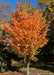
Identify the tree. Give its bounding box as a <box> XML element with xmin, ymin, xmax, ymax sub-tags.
<box><xmin>0</xmin><ymin>1</ymin><xmax>13</xmax><ymax>49</ymax></box>
<box><xmin>38</xmin><ymin>0</ymin><xmax>54</xmax><ymax>21</ymax></box>
<box><xmin>3</xmin><ymin>4</ymin><xmax>49</xmax><ymax>75</ymax></box>
<box><xmin>0</xmin><ymin>2</ymin><xmax>15</xmax><ymax>72</ymax></box>
<box><xmin>0</xmin><ymin>1</ymin><xmax>12</xmax><ymax>20</ymax></box>
<box><xmin>38</xmin><ymin>0</ymin><xmax>54</xmax><ymax>59</ymax></box>
<box><xmin>0</xmin><ymin>1</ymin><xmax>14</xmax><ymax>39</ymax></box>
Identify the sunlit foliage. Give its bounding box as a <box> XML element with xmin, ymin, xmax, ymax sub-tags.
<box><xmin>3</xmin><ymin>4</ymin><xmax>49</xmax><ymax>60</ymax></box>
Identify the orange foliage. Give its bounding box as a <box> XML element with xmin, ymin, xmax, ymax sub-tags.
<box><xmin>3</xmin><ymin>4</ymin><xmax>49</xmax><ymax>59</ymax></box>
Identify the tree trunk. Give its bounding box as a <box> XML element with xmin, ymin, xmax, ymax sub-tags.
<box><xmin>27</xmin><ymin>59</ymin><xmax>30</xmax><ymax>75</ymax></box>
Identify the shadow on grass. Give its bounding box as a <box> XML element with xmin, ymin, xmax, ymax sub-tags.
<box><xmin>36</xmin><ymin>65</ymin><xmax>54</xmax><ymax>72</ymax></box>
<box><xmin>31</xmin><ymin>61</ymin><xmax>54</xmax><ymax>73</ymax></box>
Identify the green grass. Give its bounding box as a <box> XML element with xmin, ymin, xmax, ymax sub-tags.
<box><xmin>19</xmin><ymin>67</ymin><xmax>39</xmax><ymax>71</ymax></box>
<box><xmin>19</xmin><ymin>67</ymin><xmax>54</xmax><ymax>75</ymax></box>
<box><xmin>19</xmin><ymin>67</ymin><xmax>51</xmax><ymax>72</ymax></box>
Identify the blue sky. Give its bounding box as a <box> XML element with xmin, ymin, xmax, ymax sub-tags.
<box><xmin>0</xmin><ymin>0</ymin><xmax>39</xmax><ymax>9</ymax></box>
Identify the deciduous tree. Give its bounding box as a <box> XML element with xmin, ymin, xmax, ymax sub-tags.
<box><xmin>3</xmin><ymin>4</ymin><xmax>49</xmax><ymax>75</ymax></box>
<box><xmin>38</xmin><ymin>0</ymin><xmax>54</xmax><ymax>58</ymax></box>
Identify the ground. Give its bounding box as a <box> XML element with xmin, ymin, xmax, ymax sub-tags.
<box><xmin>0</xmin><ymin>68</ymin><xmax>53</xmax><ymax>75</ymax></box>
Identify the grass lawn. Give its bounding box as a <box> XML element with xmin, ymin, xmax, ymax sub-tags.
<box><xmin>11</xmin><ymin>60</ymin><xmax>54</xmax><ymax>75</ymax></box>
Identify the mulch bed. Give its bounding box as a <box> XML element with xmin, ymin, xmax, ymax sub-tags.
<box><xmin>0</xmin><ymin>71</ymin><xmax>26</xmax><ymax>75</ymax></box>
<box><xmin>0</xmin><ymin>70</ymin><xmax>53</xmax><ymax>75</ymax></box>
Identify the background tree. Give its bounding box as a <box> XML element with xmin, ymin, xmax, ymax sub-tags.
<box><xmin>0</xmin><ymin>1</ymin><xmax>15</xmax><ymax>72</ymax></box>
<box><xmin>38</xmin><ymin>0</ymin><xmax>54</xmax><ymax>61</ymax></box>
<box><xmin>0</xmin><ymin>1</ymin><xmax>15</xmax><ymax>37</ymax></box>
<box><xmin>3</xmin><ymin>3</ymin><xmax>50</xmax><ymax>75</ymax></box>
<box><xmin>0</xmin><ymin>1</ymin><xmax>12</xmax><ymax>20</ymax></box>
<box><xmin>0</xmin><ymin>1</ymin><xmax>14</xmax><ymax>40</ymax></box>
